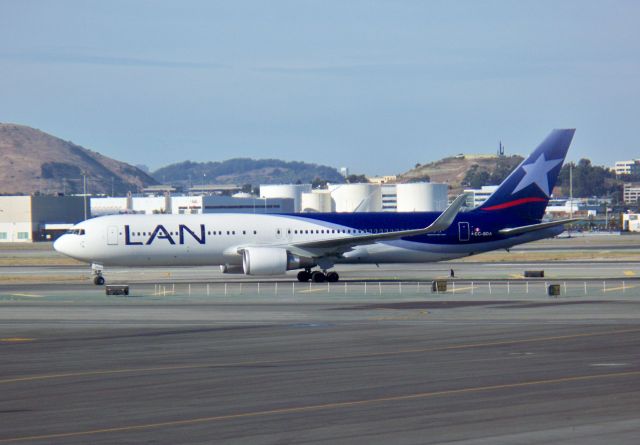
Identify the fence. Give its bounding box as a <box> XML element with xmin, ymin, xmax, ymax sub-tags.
<box><xmin>141</xmin><ymin>280</ymin><xmax>639</xmax><ymax>298</ymax></box>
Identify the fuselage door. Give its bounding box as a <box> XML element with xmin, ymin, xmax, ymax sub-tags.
<box><xmin>458</xmin><ymin>222</ymin><xmax>470</xmax><ymax>242</ymax></box>
<box><xmin>107</xmin><ymin>226</ymin><xmax>119</xmax><ymax>245</ymax></box>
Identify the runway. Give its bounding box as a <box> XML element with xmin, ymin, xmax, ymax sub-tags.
<box><xmin>1</xmin><ymin>237</ymin><xmax>640</xmax><ymax>443</ymax></box>
<box><xmin>1</xmin><ymin>293</ymin><xmax>640</xmax><ymax>444</ymax></box>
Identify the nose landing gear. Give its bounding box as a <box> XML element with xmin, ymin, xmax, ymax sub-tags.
<box><xmin>91</xmin><ymin>263</ymin><xmax>105</xmax><ymax>286</ymax></box>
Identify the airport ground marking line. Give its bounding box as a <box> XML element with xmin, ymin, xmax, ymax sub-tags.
<box><xmin>299</xmin><ymin>288</ymin><xmax>325</xmax><ymax>294</ymax></box>
<box><xmin>1</xmin><ymin>370</ymin><xmax>639</xmax><ymax>443</ymax></box>
<box><xmin>2</xmin><ymin>327</ymin><xmax>640</xmax><ymax>385</ymax></box>
<box><xmin>603</xmin><ymin>284</ymin><xmax>636</xmax><ymax>292</ymax></box>
<box><xmin>446</xmin><ymin>286</ymin><xmax>474</xmax><ymax>293</ymax></box>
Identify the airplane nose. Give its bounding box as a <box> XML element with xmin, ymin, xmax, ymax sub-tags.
<box><xmin>53</xmin><ymin>235</ymin><xmax>70</xmax><ymax>255</ymax></box>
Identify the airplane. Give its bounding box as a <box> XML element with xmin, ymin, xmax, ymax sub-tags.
<box><xmin>54</xmin><ymin>129</ymin><xmax>578</xmax><ymax>285</ymax></box>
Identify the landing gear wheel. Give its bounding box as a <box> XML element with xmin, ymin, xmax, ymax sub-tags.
<box><xmin>326</xmin><ymin>271</ymin><xmax>339</xmax><ymax>282</ymax></box>
<box><xmin>297</xmin><ymin>270</ymin><xmax>311</xmax><ymax>282</ymax></box>
<box><xmin>93</xmin><ymin>276</ymin><xmax>105</xmax><ymax>286</ymax></box>
<box><xmin>311</xmin><ymin>271</ymin><xmax>326</xmax><ymax>283</ymax></box>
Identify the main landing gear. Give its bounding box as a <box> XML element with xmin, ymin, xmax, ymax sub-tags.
<box><xmin>297</xmin><ymin>269</ymin><xmax>339</xmax><ymax>283</ymax></box>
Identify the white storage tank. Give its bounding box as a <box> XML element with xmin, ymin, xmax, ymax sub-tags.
<box><xmin>300</xmin><ymin>190</ymin><xmax>332</xmax><ymax>212</ymax></box>
<box><xmin>396</xmin><ymin>182</ymin><xmax>448</xmax><ymax>212</ymax></box>
<box><xmin>260</xmin><ymin>184</ymin><xmax>311</xmax><ymax>213</ymax></box>
<box><xmin>328</xmin><ymin>183</ymin><xmax>382</xmax><ymax>212</ymax></box>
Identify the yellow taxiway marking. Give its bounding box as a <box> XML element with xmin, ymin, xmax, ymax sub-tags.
<box><xmin>0</xmin><ymin>370</ymin><xmax>638</xmax><ymax>443</ymax></box>
<box><xmin>299</xmin><ymin>288</ymin><xmax>326</xmax><ymax>293</ymax></box>
<box><xmin>9</xmin><ymin>293</ymin><xmax>44</xmax><ymax>298</ymax></box>
<box><xmin>0</xmin><ymin>338</ymin><xmax>34</xmax><ymax>343</ymax></box>
<box><xmin>446</xmin><ymin>286</ymin><xmax>475</xmax><ymax>293</ymax></box>
<box><xmin>509</xmin><ymin>274</ymin><xmax>523</xmax><ymax>279</ymax></box>
<box><xmin>624</xmin><ymin>270</ymin><xmax>636</xmax><ymax>276</ymax></box>
<box><xmin>603</xmin><ymin>284</ymin><xmax>636</xmax><ymax>292</ymax></box>
<box><xmin>2</xmin><ymin>327</ymin><xmax>640</xmax><ymax>385</ymax></box>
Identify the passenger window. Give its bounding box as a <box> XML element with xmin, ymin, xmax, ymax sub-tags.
<box><xmin>243</xmin><ymin>230</ymin><xmax>246</xmax><ymax>235</ymax></box>
<box><xmin>253</xmin><ymin>230</ymin><xmax>257</xmax><ymax>235</ymax></box>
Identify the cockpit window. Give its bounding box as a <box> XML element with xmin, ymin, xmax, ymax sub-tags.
<box><xmin>66</xmin><ymin>229</ymin><xmax>86</xmax><ymax>235</ymax></box>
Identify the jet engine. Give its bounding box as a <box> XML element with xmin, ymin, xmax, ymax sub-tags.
<box><xmin>241</xmin><ymin>247</ymin><xmax>315</xmax><ymax>275</ymax></box>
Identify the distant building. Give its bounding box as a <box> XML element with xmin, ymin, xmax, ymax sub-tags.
<box><xmin>367</xmin><ymin>175</ymin><xmax>397</xmax><ymax>185</ymax></box>
<box><xmin>141</xmin><ymin>185</ymin><xmax>178</xmax><ymax>196</ymax></box>
<box><xmin>91</xmin><ymin>195</ymin><xmax>294</xmax><ymax>216</ymax></box>
<box><xmin>0</xmin><ymin>196</ymin><xmax>87</xmax><ymax>242</ymax></box>
<box><xmin>624</xmin><ymin>183</ymin><xmax>640</xmax><ymax>204</ymax></box>
<box><xmin>188</xmin><ymin>184</ymin><xmax>242</xmax><ymax>196</ymax></box>
<box><xmin>622</xmin><ymin>213</ymin><xmax>640</xmax><ymax>232</ymax></box>
<box><xmin>396</xmin><ymin>183</ymin><xmax>448</xmax><ymax>212</ymax></box>
<box><xmin>339</xmin><ymin>167</ymin><xmax>349</xmax><ymax>178</ymax></box>
<box><xmin>300</xmin><ymin>190</ymin><xmax>332</xmax><ymax>213</ymax></box>
<box><xmin>463</xmin><ymin>185</ymin><xmax>499</xmax><ymax>208</ymax></box>
<box><xmin>381</xmin><ymin>184</ymin><xmax>397</xmax><ymax>212</ymax></box>
<box><xmin>328</xmin><ymin>183</ymin><xmax>383</xmax><ymax>212</ymax></box>
<box><xmin>614</xmin><ymin>160</ymin><xmax>640</xmax><ymax>176</ymax></box>
<box><xmin>545</xmin><ymin>198</ymin><xmax>601</xmax><ymax>218</ymax></box>
<box><xmin>260</xmin><ymin>184</ymin><xmax>311</xmax><ymax>213</ymax></box>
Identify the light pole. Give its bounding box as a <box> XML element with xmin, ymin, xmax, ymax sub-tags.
<box><xmin>83</xmin><ymin>173</ymin><xmax>87</xmax><ymax>220</ymax></box>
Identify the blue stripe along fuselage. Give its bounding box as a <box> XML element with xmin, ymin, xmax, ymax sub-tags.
<box><xmin>276</xmin><ymin>209</ymin><xmax>538</xmax><ymax>245</ymax></box>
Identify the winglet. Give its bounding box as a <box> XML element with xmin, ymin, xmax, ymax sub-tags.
<box><xmin>423</xmin><ymin>193</ymin><xmax>467</xmax><ymax>233</ymax></box>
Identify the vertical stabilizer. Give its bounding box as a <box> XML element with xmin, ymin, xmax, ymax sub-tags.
<box><xmin>475</xmin><ymin>129</ymin><xmax>575</xmax><ymax>221</ymax></box>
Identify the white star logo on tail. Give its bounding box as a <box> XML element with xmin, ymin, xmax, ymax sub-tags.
<box><xmin>511</xmin><ymin>154</ymin><xmax>563</xmax><ymax>196</ymax></box>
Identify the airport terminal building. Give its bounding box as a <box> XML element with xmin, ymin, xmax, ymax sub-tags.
<box><xmin>0</xmin><ymin>196</ymin><xmax>87</xmax><ymax>242</ymax></box>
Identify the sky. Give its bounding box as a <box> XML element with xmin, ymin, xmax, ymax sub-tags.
<box><xmin>1</xmin><ymin>0</ymin><xmax>639</xmax><ymax>175</ymax></box>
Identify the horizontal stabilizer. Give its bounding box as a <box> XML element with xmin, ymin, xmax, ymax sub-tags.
<box><xmin>498</xmin><ymin>218</ymin><xmax>581</xmax><ymax>236</ymax></box>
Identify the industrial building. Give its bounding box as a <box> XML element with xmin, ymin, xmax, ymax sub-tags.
<box><xmin>91</xmin><ymin>194</ymin><xmax>294</xmax><ymax>216</ymax></box>
<box><xmin>328</xmin><ymin>183</ymin><xmax>382</xmax><ymax>212</ymax></box>
<box><xmin>614</xmin><ymin>160</ymin><xmax>640</xmax><ymax>176</ymax></box>
<box><xmin>0</xmin><ymin>180</ymin><xmax>450</xmax><ymax>243</ymax></box>
<box><xmin>463</xmin><ymin>185</ymin><xmax>499</xmax><ymax>208</ymax></box>
<box><xmin>623</xmin><ymin>183</ymin><xmax>640</xmax><ymax>204</ymax></box>
<box><xmin>300</xmin><ymin>190</ymin><xmax>332</xmax><ymax>213</ymax></box>
<box><xmin>0</xmin><ymin>196</ymin><xmax>87</xmax><ymax>242</ymax></box>
<box><xmin>260</xmin><ymin>184</ymin><xmax>311</xmax><ymax>213</ymax></box>
<box><xmin>396</xmin><ymin>183</ymin><xmax>448</xmax><ymax>212</ymax></box>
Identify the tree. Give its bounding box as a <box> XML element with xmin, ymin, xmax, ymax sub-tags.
<box><xmin>556</xmin><ymin>159</ymin><xmax>617</xmax><ymax>197</ymax></box>
<box><xmin>346</xmin><ymin>174</ymin><xmax>369</xmax><ymax>184</ymax></box>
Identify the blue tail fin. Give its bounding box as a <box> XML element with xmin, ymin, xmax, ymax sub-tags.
<box><xmin>474</xmin><ymin>129</ymin><xmax>575</xmax><ymax>222</ymax></box>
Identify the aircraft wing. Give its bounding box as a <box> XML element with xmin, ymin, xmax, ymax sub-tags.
<box><xmin>285</xmin><ymin>194</ymin><xmax>468</xmax><ymax>258</ymax></box>
<box><xmin>497</xmin><ymin>218</ymin><xmax>581</xmax><ymax>236</ymax></box>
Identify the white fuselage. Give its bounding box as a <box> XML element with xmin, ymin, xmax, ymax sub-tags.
<box><xmin>53</xmin><ymin>213</ymin><xmax>557</xmax><ymax>269</ymax></box>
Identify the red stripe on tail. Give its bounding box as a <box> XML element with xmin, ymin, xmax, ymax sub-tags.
<box><xmin>481</xmin><ymin>196</ymin><xmax>547</xmax><ymax>211</ymax></box>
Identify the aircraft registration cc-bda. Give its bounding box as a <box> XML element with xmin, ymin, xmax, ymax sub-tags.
<box><xmin>55</xmin><ymin>129</ymin><xmax>578</xmax><ymax>285</ymax></box>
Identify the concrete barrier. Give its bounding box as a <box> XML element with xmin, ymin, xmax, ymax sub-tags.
<box><xmin>524</xmin><ymin>270</ymin><xmax>544</xmax><ymax>278</ymax></box>
<box><xmin>431</xmin><ymin>280</ymin><xmax>447</xmax><ymax>293</ymax></box>
<box><xmin>106</xmin><ymin>285</ymin><xmax>129</xmax><ymax>296</ymax></box>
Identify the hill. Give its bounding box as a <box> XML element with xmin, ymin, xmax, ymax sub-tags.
<box><xmin>0</xmin><ymin>123</ymin><xmax>157</xmax><ymax>195</ymax></box>
<box><xmin>152</xmin><ymin>158</ymin><xmax>345</xmax><ymax>187</ymax></box>
<box><xmin>400</xmin><ymin>154</ymin><xmax>524</xmax><ymax>194</ymax></box>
